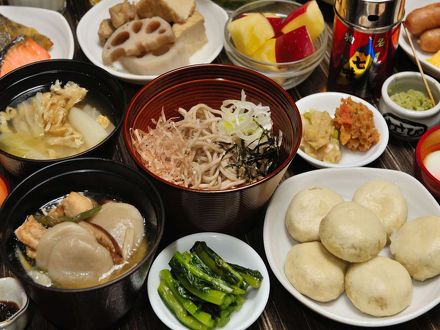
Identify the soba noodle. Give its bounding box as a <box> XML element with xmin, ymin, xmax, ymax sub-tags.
<box><xmin>131</xmin><ymin>93</ymin><xmax>281</xmax><ymax>190</ymax></box>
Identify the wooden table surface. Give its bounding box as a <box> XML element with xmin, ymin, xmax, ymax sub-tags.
<box><xmin>0</xmin><ymin>0</ymin><xmax>439</xmax><ymax>329</ymax></box>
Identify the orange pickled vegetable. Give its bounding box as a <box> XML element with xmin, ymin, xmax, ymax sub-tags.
<box><xmin>0</xmin><ymin>175</ymin><xmax>9</xmax><ymax>206</ymax></box>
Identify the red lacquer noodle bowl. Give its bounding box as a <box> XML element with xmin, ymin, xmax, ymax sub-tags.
<box><xmin>123</xmin><ymin>64</ymin><xmax>302</xmax><ymax>234</ymax></box>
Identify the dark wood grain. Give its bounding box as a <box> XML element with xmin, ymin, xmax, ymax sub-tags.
<box><xmin>0</xmin><ymin>0</ymin><xmax>439</xmax><ymax>329</ymax></box>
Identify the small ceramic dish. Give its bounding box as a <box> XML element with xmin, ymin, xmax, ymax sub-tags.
<box><xmin>147</xmin><ymin>232</ymin><xmax>270</xmax><ymax>330</ymax></box>
<box><xmin>415</xmin><ymin>125</ymin><xmax>440</xmax><ymax>200</ymax></box>
<box><xmin>263</xmin><ymin>167</ymin><xmax>440</xmax><ymax>327</ymax></box>
<box><xmin>296</xmin><ymin>92</ymin><xmax>389</xmax><ymax>168</ymax></box>
<box><xmin>0</xmin><ymin>6</ymin><xmax>74</xmax><ymax>60</ymax></box>
<box><xmin>77</xmin><ymin>0</ymin><xmax>228</xmax><ymax>84</ymax></box>
<box><xmin>379</xmin><ymin>72</ymin><xmax>440</xmax><ymax>141</ymax></box>
<box><xmin>0</xmin><ymin>277</ymin><xmax>29</xmax><ymax>330</ymax></box>
<box><xmin>398</xmin><ymin>0</ymin><xmax>440</xmax><ymax>79</ymax></box>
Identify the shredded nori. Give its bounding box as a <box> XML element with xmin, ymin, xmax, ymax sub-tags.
<box><xmin>221</xmin><ymin>127</ymin><xmax>281</xmax><ymax>182</ymax></box>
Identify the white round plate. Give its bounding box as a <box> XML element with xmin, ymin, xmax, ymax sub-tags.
<box><xmin>147</xmin><ymin>232</ymin><xmax>270</xmax><ymax>330</ymax></box>
<box><xmin>77</xmin><ymin>0</ymin><xmax>228</xmax><ymax>84</ymax></box>
<box><xmin>399</xmin><ymin>0</ymin><xmax>440</xmax><ymax>79</ymax></box>
<box><xmin>0</xmin><ymin>6</ymin><xmax>74</xmax><ymax>59</ymax></box>
<box><xmin>296</xmin><ymin>92</ymin><xmax>389</xmax><ymax>168</ymax></box>
<box><xmin>263</xmin><ymin>167</ymin><xmax>440</xmax><ymax>327</ymax></box>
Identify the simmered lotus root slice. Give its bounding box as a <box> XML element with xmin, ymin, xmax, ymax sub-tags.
<box><xmin>102</xmin><ymin>17</ymin><xmax>175</xmax><ymax>65</ymax></box>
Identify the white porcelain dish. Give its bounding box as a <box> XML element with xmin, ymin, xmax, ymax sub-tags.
<box><xmin>263</xmin><ymin>167</ymin><xmax>440</xmax><ymax>327</ymax></box>
<box><xmin>0</xmin><ymin>6</ymin><xmax>74</xmax><ymax>60</ymax></box>
<box><xmin>0</xmin><ymin>277</ymin><xmax>29</xmax><ymax>330</ymax></box>
<box><xmin>77</xmin><ymin>0</ymin><xmax>228</xmax><ymax>84</ymax></box>
<box><xmin>296</xmin><ymin>92</ymin><xmax>389</xmax><ymax>168</ymax></box>
<box><xmin>398</xmin><ymin>0</ymin><xmax>440</xmax><ymax>79</ymax></box>
<box><xmin>147</xmin><ymin>232</ymin><xmax>270</xmax><ymax>330</ymax></box>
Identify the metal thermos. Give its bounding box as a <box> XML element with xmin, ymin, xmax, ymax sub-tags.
<box><xmin>327</xmin><ymin>0</ymin><xmax>405</xmax><ymax>97</ymax></box>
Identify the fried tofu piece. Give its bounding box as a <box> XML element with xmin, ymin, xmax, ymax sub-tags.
<box><xmin>109</xmin><ymin>0</ymin><xmax>136</xmax><ymax>28</ymax></box>
<box><xmin>173</xmin><ymin>11</ymin><xmax>207</xmax><ymax>57</ymax></box>
<box><xmin>62</xmin><ymin>192</ymin><xmax>94</xmax><ymax>218</ymax></box>
<box><xmin>136</xmin><ymin>0</ymin><xmax>195</xmax><ymax>23</ymax></box>
<box><xmin>15</xmin><ymin>215</ymin><xmax>47</xmax><ymax>250</ymax></box>
<box><xmin>96</xmin><ymin>115</ymin><xmax>110</xmax><ymax>129</ymax></box>
<box><xmin>98</xmin><ymin>19</ymin><xmax>115</xmax><ymax>46</ymax></box>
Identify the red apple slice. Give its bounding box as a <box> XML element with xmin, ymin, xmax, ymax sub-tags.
<box><xmin>280</xmin><ymin>1</ymin><xmax>325</xmax><ymax>40</ymax></box>
<box><xmin>266</xmin><ymin>16</ymin><xmax>283</xmax><ymax>37</ymax></box>
<box><xmin>228</xmin><ymin>13</ymin><xmax>275</xmax><ymax>56</ymax></box>
<box><xmin>275</xmin><ymin>26</ymin><xmax>315</xmax><ymax>62</ymax></box>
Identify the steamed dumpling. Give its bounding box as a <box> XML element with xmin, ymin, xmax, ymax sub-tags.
<box><xmin>319</xmin><ymin>202</ymin><xmax>387</xmax><ymax>262</ymax></box>
<box><xmin>285</xmin><ymin>187</ymin><xmax>343</xmax><ymax>242</ymax></box>
<box><xmin>390</xmin><ymin>216</ymin><xmax>440</xmax><ymax>281</ymax></box>
<box><xmin>36</xmin><ymin>222</ymin><xmax>114</xmax><ymax>288</ymax></box>
<box><xmin>284</xmin><ymin>241</ymin><xmax>347</xmax><ymax>302</ymax></box>
<box><xmin>345</xmin><ymin>256</ymin><xmax>413</xmax><ymax>317</ymax></box>
<box><xmin>353</xmin><ymin>180</ymin><xmax>408</xmax><ymax>239</ymax></box>
<box><xmin>90</xmin><ymin>202</ymin><xmax>144</xmax><ymax>259</ymax></box>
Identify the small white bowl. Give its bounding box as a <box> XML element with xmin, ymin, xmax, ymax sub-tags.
<box><xmin>0</xmin><ymin>277</ymin><xmax>29</xmax><ymax>330</ymax></box>
<box><xmin>147</xmin><ymin>232</ymin><xmax>270</xmax><ymax>330</ymax></box>
<box><xmin>296</xmin><ymin>92</ymin><xmax>389</xmax><ymax>168</ymax></box>
<box><xmin>379</xmin><ymin>71</ymin><xmax>440</xmax><ymax>141</ymax></box>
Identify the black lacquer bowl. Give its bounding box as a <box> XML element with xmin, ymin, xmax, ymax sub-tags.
<box><xmin>0</xmin><ymin>60</ymin><xmax>126</xmax><ymax>178</ymax></box>
<box><xmin>0</xmin><ymin>158</ymin><xmax>165</xmax><ymax>329</ymax></box>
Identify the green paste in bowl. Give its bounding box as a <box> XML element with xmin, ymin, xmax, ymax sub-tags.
<box><xmin>389</xmin><ymin>89</ymin><xmax>434</xmax><ymax>111</ymax></box>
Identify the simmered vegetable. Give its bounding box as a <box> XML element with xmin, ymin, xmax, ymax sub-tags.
<box><xmin>34</xmin><ymin>205</ymin><xmax>102</xmax><ymax>227</ymax></box>
<box><xmin>191</xmin><ymin>241</ymin><xmax>244</xmax><ymax>287</ymax></box>
<box><xmin>228</xmin><ymin>263</ymin><xmax>263</xmax><ymax>289</ymax></box>
<box><xmin>158</xmin><ymin>241</ymin><xmax>263</xmax><ymax>329</ymax></box>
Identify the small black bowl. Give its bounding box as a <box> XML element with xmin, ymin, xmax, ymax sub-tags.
<box><xmin>0</xmin><ymin>60</ymin><xmax>126</xmax><ymax>178</ymax></box>
<box><xmin>0</xmin><ymin>158</ymin><xmax>165</xmax><ymax>329</ymax></box>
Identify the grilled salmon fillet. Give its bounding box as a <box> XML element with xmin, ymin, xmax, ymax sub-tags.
<box><xmin>0</xmin><ymin>36</ymin><xmax>50</xmax><ymax>77</ymax></box>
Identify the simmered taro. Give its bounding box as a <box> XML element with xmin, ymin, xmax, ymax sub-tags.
<box><xmin>14</xmin><ymin>192</ymin><xmax>147</xmax><ymax>289</ymax></box>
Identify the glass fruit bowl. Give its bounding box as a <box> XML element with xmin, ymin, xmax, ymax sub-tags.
<box><xmin>223</xmin><ymin>0</ymin><xmax>328</xmax><ymax>89</ymax></box>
